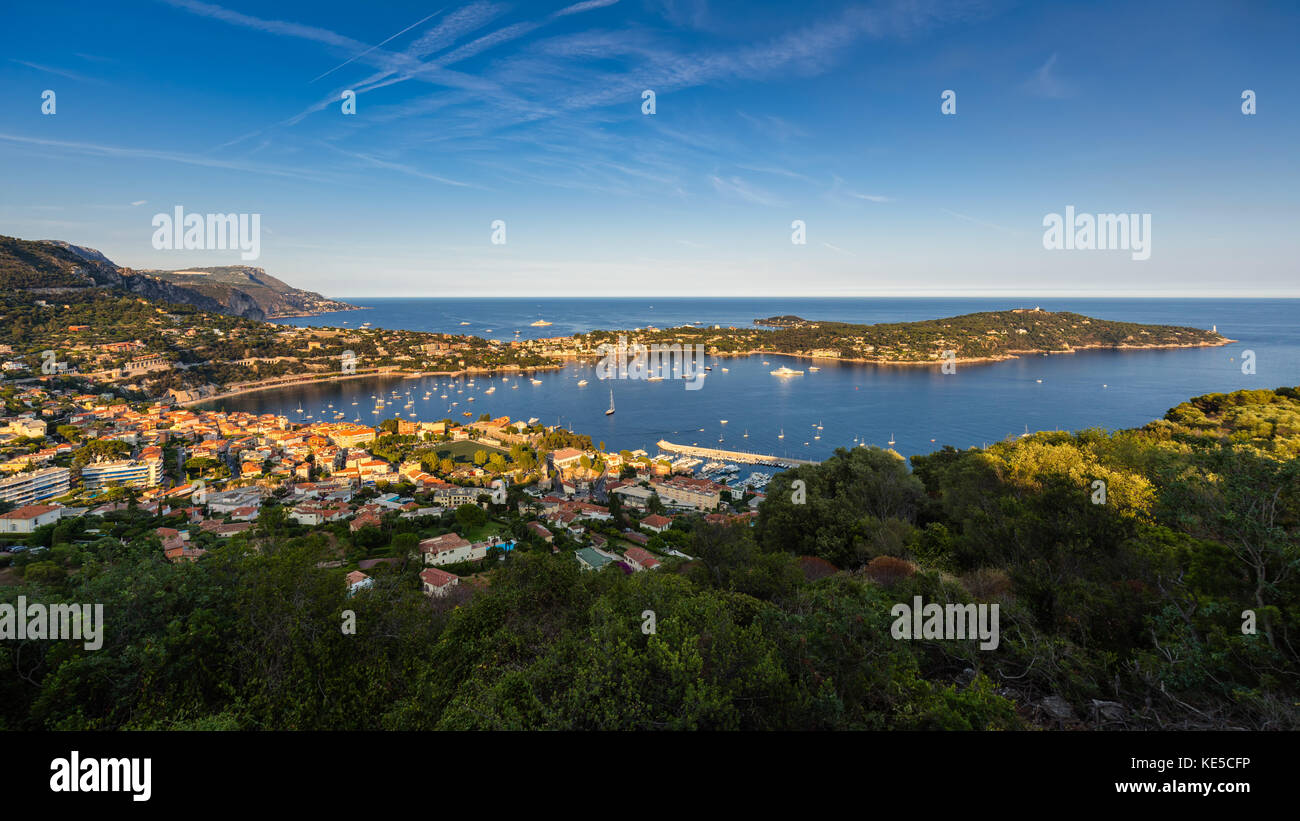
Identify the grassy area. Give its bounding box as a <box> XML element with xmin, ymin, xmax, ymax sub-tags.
<box><xmin>427</xmin><ymin>440</ymin><xmax>508</xmax><ymax>462</ymax></box>
<box><xmin>463</xmin><ymin>521</ymin><xmax>507</xmax><ymax>543</ymax></box>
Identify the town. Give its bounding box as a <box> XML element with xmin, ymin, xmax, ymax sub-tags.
<box><xmin>0</xmin><ymin>382</ymin><xmax>765</xmax><ymax>597</ymax></box>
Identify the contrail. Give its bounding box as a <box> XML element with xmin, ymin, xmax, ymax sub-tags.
<box><xmin>310</xmin><ymin>7</ymin><xmax>445</xmax><ymax>83</ymax></box>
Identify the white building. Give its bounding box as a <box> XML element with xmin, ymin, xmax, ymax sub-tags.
<box><xmin>0</xmin><ymin>504</ymin><xmax>63</xmax><ymax>534</ymax></box>
<box><xmin>0</xmin><ymin>467</ymin><xmax>71</xmax><ymax>506</ymax></box>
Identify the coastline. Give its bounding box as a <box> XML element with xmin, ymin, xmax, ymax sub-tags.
<box><xmin>713</xmin><ymin>338</ymin><xmax>1236</xmax><ymax>367</ymax></box>
<box><xmin>188</xmin><ymin>362</ymin><xmax>564</xmax><ymax>407</ymax></box>
<box><xmin>266</xmin><ymin>304</ymin><xmax>368</xmax><ymax>320</ymax></box>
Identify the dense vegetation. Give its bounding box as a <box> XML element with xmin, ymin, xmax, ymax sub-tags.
<box><xmin>1</xmin><ymin>234</ymin><xmax>351</xmax><ymax>319</ymax></box>
<box><xmin>3</xmin><ymin>386</ymin><xmax>1294</xmax><ymax>730</ymax></box>
<box><xmin>583</xmin><ymin>309</ymin><xmax>1228</xmax><ymax>363</ymax></box>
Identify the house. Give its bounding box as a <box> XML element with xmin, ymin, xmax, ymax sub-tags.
<box><xmin>229</xmin><ymin>505</ymin><xmax>261</xmax><ymax>522</ymax></box>
<box><xmin>549</xmin><ymin>448</ymin><xmax>585</xmax><ymax>471</ymax></box>
<box><xmin>640</xmin><ymin>513</ymin><xmax>672</xmax><ymax>533</ymax></box>
<box><xmin>419</xmin><ymin>532</ymin><xmax>481</xmax><ymax>566</ymax></box>
<box><xmin>624</xmin><ymin>546</ymin><xmax>661</xmax><ymax>571</ymax></box>
<box><xmin>350</xmin><ymin>512</ymin><xmax>382</xmax><ymax>532</ymax></box>
<box><xmin>526</xmin><ymin>520</ymin><xmax>553</xmax><ymax>543</ymax></box>
<box><xmin>345</xmin><ymin>570</ymin><xmax>373</xmax><ymax>597</ymax></box>
<box><xmin>0</xmin><ymin>504</ymin><xmax>63</xmax><ymax>534</ymax></box>
<box><xmin>575</xmin><ymin>547</ymin><xmax>617</xmax><ymax>571</ymax></box>
<box><xmin>419</xmin><ymin>567</ymin><xmax>460</xmax><ymax>597</ymax></box>
<box><xmin>201</xmin><ymin>521</ymin><xmax>252</xmax><ymax>538</ymax></box>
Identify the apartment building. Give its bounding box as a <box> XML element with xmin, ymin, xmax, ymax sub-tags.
<box><xmin>0</xmin><ymin>466</ymin><xmax>71</xmax><ymax>506</ymax></box>
<box><xmin>650</xmin><ymin>476</ymin><xmax>723</xmax><ymax>512</ymax></box>
<box><xmin>80</xmin><ymin>457</ymin><xmax>164</xmax><ymax>489</ymax></box>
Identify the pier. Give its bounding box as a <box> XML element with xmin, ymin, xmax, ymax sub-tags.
<box><xmin>656</xmin><ymin>440</ymin><xmax>818</xmax><ymax>468</ymax></box>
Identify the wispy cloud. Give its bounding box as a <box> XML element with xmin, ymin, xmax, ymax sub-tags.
<box><xmin>9</xmin><ymin>59</ymin><xmax>107</xmax><ymax>84</ymax></box>
<box><xmin>941</xmin><ymin>208</ymin><xmax>1020</xmax><ymax>235</ymax></box>
<box><xmin>156</xmin><ymin>0</ymin><xmax>368</xmax><ymax>50</ymax></box>
<box><xmin>309</xmin><ymin>7</ymin><xmax>449</xmax><ymax>83</ymax></box>
<box><xmin>554</xmin><ymin>0</ymin><xmax>620</xmax><ymax>18</ymax></box>
<box><xmin>319</xmin><ymin>143</ymin><xmax>480</xmax><ymax>188</ymax></box>
<box><xmin>0</xmin><ymin>132</ymin><xmax>339</xmax><ymax>184</ymax></box>
<box><xmin>709</xmin><ymin>174</ymin><xmax>784</xmax><ymax>207</ymax></box>
<box><xmin>1025</xmin><ymin>52</ymin><xmax>1070</xmax><ymax>98</ymax></box>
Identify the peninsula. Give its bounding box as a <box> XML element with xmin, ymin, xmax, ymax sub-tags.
<box><xmin>582</xmin><ymin>308</ymin><xmax>1232</xmax><ymax>366</ymax></box>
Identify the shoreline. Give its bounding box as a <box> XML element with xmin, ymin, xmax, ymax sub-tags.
<box><xmin>713</xmin><ymin>338</ymin><xmax>1235</xmax><ymax>367</ymax></box>
<box><xmin>267</xmin><ymin>304</ymin><xmax>368</xmax><ymax>320</ymax></box>
<box><xmin>188</xmin><ymin>362</ymin><xmax>564</xmax><ymax>407</ymax></box>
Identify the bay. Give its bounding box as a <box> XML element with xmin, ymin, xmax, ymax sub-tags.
<box><xmin>199</xmin><ymin>298</ymin><xmax>1300</xmax><ymax>465</ymax></box>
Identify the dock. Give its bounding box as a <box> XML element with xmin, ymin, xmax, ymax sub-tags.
<box><xmin>656</xmin><ymin>440</ymin><xmax>818</xmax><ymax>468</ymax></box>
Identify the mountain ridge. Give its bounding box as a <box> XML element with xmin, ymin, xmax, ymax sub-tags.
<box><xmin>0</xmin><ymin>235</ymin><xmax>356</xmax><ymax>320</ymax></box>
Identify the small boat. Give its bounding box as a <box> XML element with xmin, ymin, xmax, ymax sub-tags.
<box><xmin>530</xmin><ymin>378</ymin><xmax>542</xmax><ymax>385</ymax></box>
<box><xmin>721</xmin><ymin>367</ymin><xmax>729</xmax><ymax>372</ymax></box>
<box><xmin>808</xmin><ymin>366</ymin><xmax>820</xmax><ymax>372</ymax></box>
<box><xmin>577</xmin><ymin>379</ymin><xmax>588</xmax><ymax>386</ymax></box>
<box><xmin>720</xmin><ymin>420</ymin><xmax>727</xmax><ymax>424</ymax></box>
<box><xmin>530</xmin><ymin>319</ymin><xmax>553</xmax><ymax>327</ymax></box>
<box><xmin>463</xmin><ymin>411</ymin><xmax>472</xmax><ymax>417</ymax></box>
<box><xmin>459</xmin><ymin>321</ymin><xmax>471</xmax><ymax>325</ymax></box>
<box><xmin>770</xmin><ymin>366</ymin><xmax>804</xmax><ymax>376</ymax></box>
<box><xmin>605</xmin><ymin>389</ymin><xmax>615</xmax><ymax>416</ymax></box>
<box><xmin>888</xmin><ymin>433</ymin><xmax>896</xmax><ymax>446</ymax></box>
<box><xmin>778</xmin><ymin>429</ymin><xmax>784</xmax><ymax>439</ymax></box>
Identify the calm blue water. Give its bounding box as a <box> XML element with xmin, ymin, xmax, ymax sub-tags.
<box><xmin>208</xmin><ymin>298</ymin><xmax>1300</xmax><ymax>463</ymax></box>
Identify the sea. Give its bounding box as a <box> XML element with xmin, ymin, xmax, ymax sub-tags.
<box><xmin>201</xmin><ymin>298</ymin><xmax>1300</xmax><ymax>469</ymax></box>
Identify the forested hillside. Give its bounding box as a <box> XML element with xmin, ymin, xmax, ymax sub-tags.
<box><xmin>2</xmin><ymin>387</ymin><xmax>1295</xmax><ymax>730</ymax></box>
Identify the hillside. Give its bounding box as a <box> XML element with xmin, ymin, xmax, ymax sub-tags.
<box><xmin>760</xmin><ymin>309</ymin><xmax>1232</xmax><ymax>362</ymax></box>
<box><xmin>141</xmin><ymin>265</ymin><xmax>357</xmax><ymax>318</ymax></box>
<box><xmin>0</xmin><ymin>235</ymin><xmax>356</xmax><ymax>320</ymax></box>
<box><xmin>585</xmin><ymin>308</ymin><xmax>1231</xmax><ymax>364</ymax></box>
<box><xmin>1</xmin><ymin>235</ymin><xmax>259</xmax><ymax>317</ymax></box>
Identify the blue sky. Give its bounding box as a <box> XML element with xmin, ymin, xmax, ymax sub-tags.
<box><xmin>1</xmin><ymin>0</ymin><xmax>1297</xmax><ymax>297</ymax></box>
